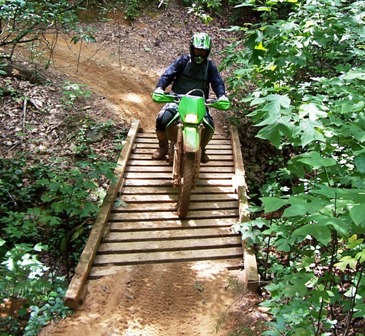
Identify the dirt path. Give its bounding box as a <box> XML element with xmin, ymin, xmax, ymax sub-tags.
<box><xmin>47</xmin><ymin>33</ymin><xmax>161</xmax><ymax>131</ymax></box>
<box><xmin>40</xmin><ymin>262</ymin><xmax>251</xmax><ymax>336</ymax></box>
<box><xmin>37</xmin><ymin>12</ymin><xmax>266</xmax><ymax>335</ymax></box>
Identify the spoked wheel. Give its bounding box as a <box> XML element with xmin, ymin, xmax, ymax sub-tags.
<box><xmin>176</xmin><ymin>151</ymin><xmax>196</xmax><ymax>218</ymax></box>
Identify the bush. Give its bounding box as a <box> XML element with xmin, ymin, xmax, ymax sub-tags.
<box><xmin>223</xmin><ymin>0</ymin><xmax>365</xmax><ymax>334</ymax></box>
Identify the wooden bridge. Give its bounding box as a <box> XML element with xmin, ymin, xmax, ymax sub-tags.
<box><xmin>64</xmin><ymin>120</ymin><xmax>258</xmax><ymax>309</ymax></box>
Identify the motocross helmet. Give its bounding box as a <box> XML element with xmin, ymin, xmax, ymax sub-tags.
<box><xmin>190</xmin><ymin>32</ymin><xmax>211</xmax><ymax>64</ymax></box>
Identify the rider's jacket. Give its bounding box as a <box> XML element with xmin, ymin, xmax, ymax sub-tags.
<box><xmin>156</xmin><ymin>55</ymin><xmax>226</xmax><ymax>99</ymax></box>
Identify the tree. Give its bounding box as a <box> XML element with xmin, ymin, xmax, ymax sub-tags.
<box><xmin>0</xmin><ymin>0</ymin><xmax>84</xmax><ymax>76</ymax></box>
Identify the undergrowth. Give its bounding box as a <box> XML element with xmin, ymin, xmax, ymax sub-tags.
<box><xmin>0</xmin><ymin>76</ymin><xmax>127</xmax><ymax>335</ymax></box>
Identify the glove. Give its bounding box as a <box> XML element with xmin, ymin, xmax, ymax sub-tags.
<box><xmin>218</xmin><ymin>95</ymin><xmax>229</xmax><ymax>102</ymax></box>
<box><xmin>154</xmin><ymin>87</ymin><xmax>164</xmax><ymax>94</ymax></box>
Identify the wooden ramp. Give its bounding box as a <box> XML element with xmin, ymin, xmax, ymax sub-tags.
<box><xmin>90</xmin><ymin>131</ymin><xmax>243</xmax><ymax>279</ymax></box>
<box><xmin>64</xmin><ymin>120</ymin><xmax>258</xmax><ymax>309</ymax></box>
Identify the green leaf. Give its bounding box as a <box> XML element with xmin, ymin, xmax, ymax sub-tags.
<box><xmin>299</xmin><ymin>120</ymin><xmax>325</xmax><ymax>147</ymax></box>
<box><xmin>256</xmin><ymin>124</ymin><xmax>281</xmax><ymax>148</ymax></box>
<box><xmin>335</xmin><ymin>256</ymin><xmax>358</xmax><ymax>271</ymax></box>
<box><xmin>355</xmin><ymin>249</ymin><xmax>365</xmax><ymax>263</ymax></box>
<box><xmin>296</xmin><ymin>151</ymin><xmax>337</xmax><ymax>169</ymax></box>
<box><xmin>283</xmin><ymin>197</ymin><xmax>308</xmax><ymax>217</ymax></box>
<box><xmin>347</xmin><ymin>234</ymin><xmax>364</xmax><ymax>249</ymax></box>
<box><xmin>114</xmin><ymin>198</ymin><xmax>128</xmax><ymax>208</ymax></box>
<box><xmin>274</xmin><ymin>238</ymin><xmax>291</xmax><ymax>252</ymax></box>
<box><xmin>260</xmin><ymin>197</ymin><xmax>288</xmax><ymax>213</ymax></box>
<box><xmin>263</xmin><ymin>94</ymin><xmax>291</xmax><ymax>113</ymax></box>
<box><xmin>349</xmin><ymin>204</ymin><xmax>365</xmax><ymax>227</ymax></box>
<box><xmin>292</xmin><ymin>222</ymin><xmax>332</xmax><ymax>245</ymax></box>
<box><xmin>299</xmin><ymin>103</ymin><xmax>327</xmax><ymax>121</ymax></box>
<box><xmin>354</xmin><ymin>152</ymin><xmax>365</xmax><ymax>173</ymax></box>
<box><xmin>342</xmin><ymin>71</ymin><xmax>365</xmax><ymax>80</ymax></box>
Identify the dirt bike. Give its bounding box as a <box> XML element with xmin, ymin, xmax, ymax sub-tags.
<box><xmin>152</xmin><ymin>89</ymin><xmax>230</xmax><ymax>218</ymax></box>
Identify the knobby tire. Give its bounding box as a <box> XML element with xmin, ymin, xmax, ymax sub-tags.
<box><xmin>176</xmin><ymin>152</ymin><xmax>196</xmax><ymax>218</ymax></box>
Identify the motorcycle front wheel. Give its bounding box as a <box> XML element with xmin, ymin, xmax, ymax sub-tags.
<box><xmin>176</xmin><ymin>151</ymin><xmax>196</xmax><ymax>218</ymax></box>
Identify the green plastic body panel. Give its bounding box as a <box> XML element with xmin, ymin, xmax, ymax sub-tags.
<box><xmin>183</xmin><ymin>127</ymin><xmax>200</xmax><ymax>153</ymax></box>
<box><xmin>153</xmin><ymin>92</ymin><xmax>230</xmax><ymax>153</ymax></box>
<box><xmin>178</xmin><ymin>96</ymin><xmax>206</xmax><ymax>124</ymax></box>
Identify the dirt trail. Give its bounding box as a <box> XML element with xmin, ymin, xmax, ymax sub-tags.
<box><xmin>48</xmin><ymin>33</ymin><xmax>161</xmax><ymax>131</ymax></box>
<box><xmin>38</xmin><ymin>16</ymin><xmax>264</xmax><ymax>336</ymax></box>
<box><xmin>40</xmin><ymin>262</ymin><xmax>247</xmax><ymax>336</ymax></box>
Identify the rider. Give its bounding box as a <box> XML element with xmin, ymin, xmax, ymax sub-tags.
<box><xmin>152</xmin><ymin>32</ymin><xmax>229</xmax><ymax>163</ymax></box>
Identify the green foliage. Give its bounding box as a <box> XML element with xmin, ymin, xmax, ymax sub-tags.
<box><xmin>0</xmin><ymin>0</ymin><xmax>82</xmax><ymax>62</ymax></box>
<box><xmin>223</xmin><ymin>0</ymin><xmax>365</xmax><ymax>334</ymax></box>
<box><xmin>0</xmin><ymin>156</ymin><xmax>33</xmax><ymax>214</ymax></box>
<box><xmin>24</xmin><ymin>286</ymin><xmax>71</xmax><ymax>336</ymax></box>
<box><xmin>70</xmin><ymin>118</ymin><xmax>115</xmax><ymax>156</ymax></box>
<box><xmin>61</xmin><ymin>81</ymin><xmax>91</xmax><ymax>109</ymax></box>
<box><xmin>86</xmin><ymin>0</ymin><xmax>150</xmax><ymax>21</ymax></box>
<box><xmin>1</xmin><ymin>156</ymin><xmax>116</xmax><ymax>256</ymax></box>
<box><xmin>124</xmin><ymin>0</ymin><xmax>142</xmax><ymax>21</ymax></box>
<box><xmin>183</xmin><ymin>0</ymin><xmax>225</xmax><ymax>23</ymax></box>
<box><xmin>0</xmin><ymin>241</ymin><xmax>71</xmax><ymax>335</ymax></box>
<box><xmin>0</xmin><ymin>152</ymin><xmax>118</xmax><ymax>335</ymax></box>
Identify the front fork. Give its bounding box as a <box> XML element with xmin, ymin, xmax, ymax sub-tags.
<box><xmin>172</xmin><ymin>124</ymin><xmax>183</xmax><ymax>187</ymax></box>
<box><xmin>172</xmin><ymin>123</ymin><xmax>203</xmax><ymax>188</ymax></box>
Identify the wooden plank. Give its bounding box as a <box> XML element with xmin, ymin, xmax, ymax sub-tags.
<box><xmin>125</xmin><ymin>165</ymin><xmax>172</xmax><ymax>172</ymax></box>
<box><xmin>113</xmin><ymin>200</ymin><xmax>238</xmax><ymax>212</ymax></box>
<box><xmin>120</xmin><ymin>186</ymin><xmax>235</xmax><ymax>195</ymax></box>
<box><xmin>134</xmin><ymin>138</ymin><xmax>231</xmax><ymax>145</ymax></box>
<box><xmin>124</xmin><ymin>172</ymin><xmax>172</xmax><ymax>179</ymax></box>
<box><xmin>119</xmin><ymin>193</ymin><xmax>238</xmax><ymax>202</ymax></box>
<box><xmin>129</xmin><ymin>154</ymin><xmax>234</xmax><ymax>160</ymax></box>
<box><xmin>125</xmin><ymin>165</ymin><xmax>234</xmax><ymax>173</ymax></box>
<box><xmin>127</xmin><ymin>160</ymin><xmax>234</xmax><ymax>167</ymax></box>
<box><xmin>128</xmin><ymin>160</ymin><xmax>171</xmax><ymax>166</ymax></box>
<box><xmin>104</xmin><ymin>227</ymin><xmax>239</xmax><ymax>241</ymax></box>
<box><xmin>64</xmin><ymin>119</ymin><xmax>140</xmax><ymax>309</ymax></box>
<box><xmin>98</xmin><ymin>236</ymin><xmax>241</xmax><ymax>253</ymax></box>
<box><xmin>108</xmin><ymin>218</ymin><xmax>237</xmax><ymax>230</ymax></box>
<box><xmin>132</xmin><ymin>148</ymin><xmax>233</xmax><ymax>155</ymax></box>
<box><xmin>136</xmin><ymin>132</ymin><xmax>229</xmax><ymax>139</ymax></box>
<box><xmin>109</xmin><ymin>209</ymin><xmax>238</xmax><ymax>221</ymax></box>
<box><xmin>93</xmin><ymin>247</ymin><xmax>243</xmax><ymax>265</ymax></box>
<box><xmin>120</xmin><ymin>186</ymin><xmax>177</xmax><ymax>194</ymax></box>
<box><xmin>89</xmin><ymin>259</ymin><xmax>243</xmax><ymax>279</ymax></box>
<box><xmin>123</xmin><ymin>172</ymin><xmax>234</xmax><ymax>180</ymax></box>
<box><xmin>134</xmin><ymin>143</ymin><xmax>232</xmax><ymax>150</ymax></box>
<box><xmin>230</xmin><ymin>125</ymin><xmax>258</xmax><ymax>292</ymax></box>
<box><xmin>123</xmin><ymin>179</ymin><xmax>234</xmax><ymax>187</ymax></box>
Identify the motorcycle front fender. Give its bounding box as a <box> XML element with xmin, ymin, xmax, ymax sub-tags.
<box><xmin>183</xmin><ymin>127</ymin><xmax>200</xmax><ymax>153</ymax></box>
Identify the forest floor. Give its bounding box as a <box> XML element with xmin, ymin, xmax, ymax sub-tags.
<box><xmin>1</xmin><ymin>4</ymin><xmax>270</xmax><ymax>336</ymax></box>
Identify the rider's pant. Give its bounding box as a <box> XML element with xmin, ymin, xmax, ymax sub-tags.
<box><xmin>155</xmin><ymin>103</ymin><xmax>214</xmax><ymax>131</ymax></box>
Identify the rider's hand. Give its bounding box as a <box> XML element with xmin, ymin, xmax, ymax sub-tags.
<box><xmin>154</xmin><ymin>87</ymin><xmax>164</xmax><ymax>94</ymax></box>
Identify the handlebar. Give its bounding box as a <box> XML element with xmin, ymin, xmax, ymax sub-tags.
<box><xmin>152</xmin><ymin>90</ymin><xmax>230</xmax><ymax>111</ymax></box>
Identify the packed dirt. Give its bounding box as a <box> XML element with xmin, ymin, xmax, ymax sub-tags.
<box><xmin>40</xmin><ymin>262</ymin><xmax>266</xmax><ymax>336</ymax></box>
<box><xmin>27</xmin><ymin>5</ymin><xmax>269</xmax><ymax>336</ymax></box>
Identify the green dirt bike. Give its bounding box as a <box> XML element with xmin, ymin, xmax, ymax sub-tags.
<box><xmin>152</xmin><ymin>89</ymin><xmax>230</xmax><ymax>218</ymax></box>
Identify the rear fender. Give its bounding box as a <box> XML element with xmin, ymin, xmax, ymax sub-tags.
<box><xmin>183</xmin><ymin>127</ymin><xmax>200</xmax><ymax>153</ymax></box>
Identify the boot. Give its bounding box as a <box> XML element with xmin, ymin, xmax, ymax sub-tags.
<box><xmin>200</xmin><ymin>126</ymin><xmax>214</xmax><ymax>164</ymax></box>
<box><xmin>152</xmin><ymin>130</ymin><xmax>168</xmax><ymax>160</ymax></box>
<box><xmin>201</xmin><ymin>150</ymin><xmax>210</xmax><ymax>164</ymax></box>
